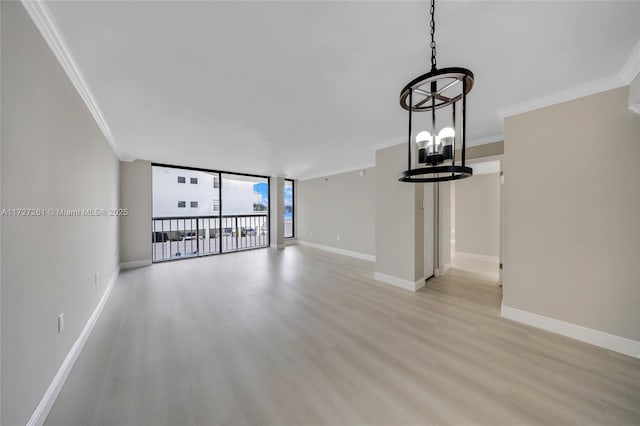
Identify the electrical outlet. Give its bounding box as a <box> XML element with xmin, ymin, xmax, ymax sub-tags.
<box><xmin>58</xmin><ymin>313</ymin><xmax>64</xmax><ymax>333</ymax></box>
<box><xmin>310</xmin><ymin>231</ymin><xmax>313</xmax><ymax>237</ymax></box>
<box><xmin>337</xmin><ymin>234</ymin><xmax>341</xmax><ymax>241</ymax></box>
<box><xmin>94</xmin><ymin>272</ymin><xmax>99</xmax><ymax>286</ymax></box>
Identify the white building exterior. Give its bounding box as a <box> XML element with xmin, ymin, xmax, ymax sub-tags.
<box><xmin>152</xmin><ymin>166</ymin><xmax>266</xmax><ymax>218</ymax></box>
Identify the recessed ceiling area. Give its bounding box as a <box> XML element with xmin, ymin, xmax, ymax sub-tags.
<box><xmin>43</xmin><ymin>1</ymin><xmax>640</xmax><ymax>179</ymax></box>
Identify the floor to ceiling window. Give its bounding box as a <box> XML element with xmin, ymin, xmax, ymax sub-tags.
<box><xmin>220</xmin><ymin>173</ymin><xmax>270</xmax><ymax>252</ymax></box>
<box><xmin>151</xmin><ymin>164</ymin><xmax>269</xmax><ymax>262</ymax></box>
<box><xmin>284</xmin><ymin>179</ymin><xmax>294</xmax><ymax>238</ymax></box>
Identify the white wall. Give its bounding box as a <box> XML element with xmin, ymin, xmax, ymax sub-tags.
<box><xmin>629</xmin><ymin>72</ymin><xmax>640</xmax><ymax>112</ymax></box>
<box><xmin>437</xmin><ymin>182</ymin><xmax>451</xmax><ymax>275</ymax></box>
<box><xmin>298</xmin><ymin>167</ymin><xmax>375</xmax><ymax>256</ymax></box>
<box><xmin>297</xmin><ymin>145</ymin><xmax>429</xmax><ymax>290</ymax></box>
<box><xmin>0</xmin><ymin>3</ymin><xmax>3</xmax><ymax>421</ymax></box>
<box><xmin>424</xmin><ymin>183</ymin><xmax>435</xmax><ymax>278</ymax></box>
<box><xmin>454</xmin><ymin>173</ymin><xmax>500</xmax><ymax>257</ymax></box>
<box><xmin>504</xmin><ymin>86</ymin><xmax>640</xmax><ymax>343</ymax></box>
<box><xmin>120</xmin><ymin>160</ymin><xmax>152</xmax><ymax>266</ymax></box>
<box><xmin>375</xmin><ymin>144</ymin><xmax>424</xmax><ymax>289</ymax></box>
<box><xmin>1</xmin><ymin>3</ymin><xmax>120</xmax><ymax>424</ymax></box>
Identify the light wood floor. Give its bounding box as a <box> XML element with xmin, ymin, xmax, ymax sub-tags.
<box><xmin>46</xmin><ymin>245</ymin><xmax>640</xmax><ymax>426</ymax></box>
<box><xmin>451</xmin><ymin>255</ymin><xmax>500</xmax><ymax>284</ymax></box>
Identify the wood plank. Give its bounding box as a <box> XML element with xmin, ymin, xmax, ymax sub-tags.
<box><xmin>45</xmin><ymin>246</ymin><xmax>640</xmax><ymax>426</ymax></box>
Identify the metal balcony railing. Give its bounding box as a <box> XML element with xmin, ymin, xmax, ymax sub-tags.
<box><xmin>152</xmin><ymin>214</ymin><xmax>269</xmax><ymax>262</ymax></box>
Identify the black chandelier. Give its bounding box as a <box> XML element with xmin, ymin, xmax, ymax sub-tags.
<box><xmin>398</xmin><ymin>0</ymin><xmax>474</xmax><ymax>183</ymax></box>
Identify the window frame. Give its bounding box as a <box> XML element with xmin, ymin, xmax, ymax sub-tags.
<box><xmin>152</xmin><ymin>163</ymin><xmax>272</xmax><ymax>259</ymax></box>
<box><xmin>284</xmin><ymin>179</ymin><xmax>295</xmax><ymax>239</ymax></box>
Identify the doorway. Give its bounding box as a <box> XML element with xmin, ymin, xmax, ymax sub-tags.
<box><xmin>450</xmin><ymin>158</ymin><xmax>502</xmax><ymax>284</ymax></box>
<box><xmin>424</xmin><ymin>183</ymin><xmax>435</xmax><ymax>279</ymax></box>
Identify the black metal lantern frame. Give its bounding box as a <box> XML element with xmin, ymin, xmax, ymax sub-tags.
<box><xmin>398</xmin><ymin>0</ymin><xmax>474</xmax><ymax>183</ymax></box>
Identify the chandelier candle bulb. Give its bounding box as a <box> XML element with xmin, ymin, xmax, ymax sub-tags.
<box><xmin>438</xmin><ymin>127</ymin><xmax>455</xmax><ymax>161</ymax></box>
<box><xmin>416</xmin><ymin>131</ymin><xmax>432</xmax><ymax>163</ymax></box>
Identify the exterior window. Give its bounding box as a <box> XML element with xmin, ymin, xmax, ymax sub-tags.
<box><xmin>284</xmin><ymin>179</ymin><xmax>294</xmax><ymax>238</ymax></box>
<box><xmin>152</xmin><ymin>164</ymin><xmax>270</xmax><ymax>262</ymax></box>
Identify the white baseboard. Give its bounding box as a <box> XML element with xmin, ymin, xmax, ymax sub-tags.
<box><xmin>270</xmin><ymin>243</ymin><xmax>285</xmax><ymax>249</ymax></box>
<box><xmin>454</xmin><ymin>251</ymin><xmax>500</xmax><ymax>263</ymax></box>
<box><xmin>298</xmin><ymin>240</ymin><xmax>375</xmax><ymax>262</ymax></box>
<box><xmin>374</xmin><ymin>272</ymin><xmax>425</xmax><ymax>292</ymax></box>
<box><xmin>119</xmin><ymin>259</ymin><xmax>152</xmax><ymax>270</ymax></box>
<box><xmin>27</xmin><ymin>266</ymin><xmax>121</xmax><ymax>426</ymax></box>
<box><xmin>501</xmin><ymin>304</ymin><xmax>640</xmax><ymax>359</ymax></box>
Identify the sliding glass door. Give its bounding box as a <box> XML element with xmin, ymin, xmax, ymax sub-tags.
<box><xmin>151</xmin><ymin>164</ymin><xmax>269</xmax><ymax>262</ymax></box>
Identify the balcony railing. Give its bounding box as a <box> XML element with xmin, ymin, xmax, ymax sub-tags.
<box><xmin>152</xmin><ymin>214</ymin><xmax>269</xmax><ymax>262</ymax></box>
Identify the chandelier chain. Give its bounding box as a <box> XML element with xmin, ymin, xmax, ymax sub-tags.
<box><xmin>430</xmin><ymin>0</ymin><xmax>436</xmax><ymax>70</ymax></box>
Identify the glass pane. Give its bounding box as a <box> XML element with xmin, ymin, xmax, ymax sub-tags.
<box><xmin>221</xmin><ymin>173</ymin><xmax>269</xmax><ymax>252</ymax></box>
<box><xmin>152</xmin><ymin>166</ymin><xmax>223</xmax><ymax>261</ymax></box>
<box><xmin>284</xmin><ymin>180</ymin><xmax>294</xmax><ymax>238</ymax></box>
<box><xmin>152</xmin><ymin>165</ymin><xmax>269</xmax><ymax>261</ymax></box>
<box><xmin>153</xmin><ymin>166</ymin><xmax>220</xmax><ymax>218</ymax></box>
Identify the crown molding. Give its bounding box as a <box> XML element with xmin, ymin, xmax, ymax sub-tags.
<box><xmin>499</xmin><ymin>38</ymin><xmax>640</xmax><ymax>120</ymax></box>
<box><xmin>298</xmin><ymin>162</ymin><xmax>375</xmax><ymax>181</ymax></box>
<box><xmin>618</xmin><ymin>38</ymin><xmax>640</xmax><ymax>84</ymax></box>
<box><xmin>497</xmin><ymin>74</ymin><xmax>627</xmax><ymax>120</ymax></box>
<box><xmin>467</xmin><ymin>134</ymin><xmax>503</xmax><ymax>147</ymax></box>
<box><xmin>20</xmin><ymin>0</ymin><xmax>122</xmax><ymax>158</ymax></box>
<box><xmin>372</xmin><ymin>137</ymin><xmax>405</xmax><ymax>153</ymax></box>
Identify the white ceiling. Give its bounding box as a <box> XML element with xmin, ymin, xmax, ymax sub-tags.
<box><xmin>42</xmin><ymin>1</ymin><xmax>640</xmax><ymax>179</ymax></box>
